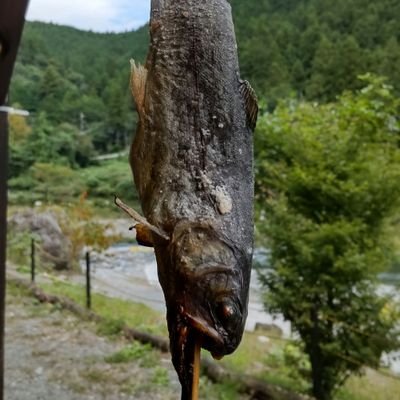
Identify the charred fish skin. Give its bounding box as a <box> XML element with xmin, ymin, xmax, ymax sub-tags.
<box><xmin>130</xmin><ymin>0</ymin><xmax>257</xmax><ymax>395</ymax></box>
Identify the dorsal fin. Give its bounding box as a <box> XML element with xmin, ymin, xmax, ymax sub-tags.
<box><xmin>240</xmin><ymin>80</ymin><xmax>258</xmax><ymax>131</ymax></box>
<box><xmin>130</xmin><ymin>59</ymin><xmax>147</xmax><ymax>118</ymax></box>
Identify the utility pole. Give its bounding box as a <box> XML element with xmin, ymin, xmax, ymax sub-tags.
<box><xmin>0</xmin><ymin>1</ymin><xmax>30</xmax><ymax>399</ymax></box>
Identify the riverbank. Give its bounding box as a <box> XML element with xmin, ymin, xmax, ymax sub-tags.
<box><xmin>6</xmin><ymin>267</ymin><xmax>400</xmax><ymax>400</ymax></box>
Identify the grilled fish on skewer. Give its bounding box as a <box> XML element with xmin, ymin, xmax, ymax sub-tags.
<box><xmin>127</xmin><ymin>0</ymin><xmax>258</xmax><ymax>398</ymax></box>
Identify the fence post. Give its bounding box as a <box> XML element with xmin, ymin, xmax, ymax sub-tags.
<box><xmin>30</xmin><ymin>238</ymin><xmax>35</xmax><ymax>283</ymax></box>
<box><xmin>86</xmin><ymin>251</ymin><xmax>91</xmax><ymax>309</ymax></box>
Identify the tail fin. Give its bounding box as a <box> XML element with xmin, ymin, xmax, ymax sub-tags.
<box><xmin>130</xmin><ymin>59</ymin><xmax>147</xmax><ymax>117</ymax></box>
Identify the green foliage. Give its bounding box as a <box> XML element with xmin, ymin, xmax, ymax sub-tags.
<box><xmin>7</xmin><ymin>230</ymin><xmax>35</xmax><ymax>266</ymax></box>
<box><xmin>151</xmin><ymin>367</ymin><xmax>170</xmax><ymax>387</ymax></box>
<box><xmin>81</xmin><ymin>159</ymin><xmax>137</xmax><ymax>202</ymax></box>
<box><xmin>9</xmin><ymin>159</ymin><xmax>136</xmax><ymax>206</ymax></box>
<box><xmin>9</xmin><ymin>21</ymin><xmax>145</xmax><ymax>157</ymax></box>
<box><xmin>199</xmin><ymin>378</ymin><xmax>242</xmax><ymax>400</ymax></box>
<box><xmin>282</xmin><ymin>343</ymin><xmax>311</xmax><ymax>386</ymax></box>
<box><xmin>8</xmin><ymin>5</ymin><xmax>400</xmax><ymax>207</ymax></box>
<box><xmin>8</xmin><ymin>110</ymin><xmax>31</xmax><ymax>145</ymax></box>
<box><xmin>231</xmin><ymin>0</ymin><xmax>400</xmax><ymax>103</ymax></box>
<box><xmin>9</xmin><ymin>163</ymin><xmax>84</xmax><ymax>204</ymax></box>
<box><xmin>9</xmin><ymin>112</ymin><xmax>94</xmax><ymax>180</ymax></box>
<box><xmin>260</xmin><ymin>342</ymin><xmax>311</xmax><ymax>393</ymax></box>
<box><xmin>49</xmin><ymin>196</ymin><xmax>119</xmax><ymax>265</ymax></box>
<box><xmin>255</xmin><ymin>76</ymin><xmax>400</xmax><ymax>399</ymax></box>
<box><xmin>97</xmin><ymin>318</ymin><xmax>126</xmax><ymax>337</ymax></box>
<box><xmin>10</xmin><ymin>2</ymin><xmax>400</xmax><ymax>131</ymax></box>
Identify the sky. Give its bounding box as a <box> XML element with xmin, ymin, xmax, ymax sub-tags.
<box><xmin>26</xmin><ymin>0</ymin><xmax>151</xmax><ymax>32</ymax></box>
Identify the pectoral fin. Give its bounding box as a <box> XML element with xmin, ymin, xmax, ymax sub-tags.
<box><xmin>240</xmin><ymin>79</ymin><xmax>258</xmax><ymax>131</ymax></box>
<box><xmin>135</xmin><ymin>224</ymin><xmax>155</xmax><ymax>247</ymax></box>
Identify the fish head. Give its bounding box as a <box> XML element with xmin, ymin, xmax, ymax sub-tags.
<box><xmin>166</xmin><ymin>221</ymin><xmax>250</xmax><ymax>378</ymax></box>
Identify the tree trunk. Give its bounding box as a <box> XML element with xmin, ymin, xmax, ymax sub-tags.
<box><xmin>309</xmin><ymin>306</ymin><xmax>329</xmax><ymax>400</ymax></box>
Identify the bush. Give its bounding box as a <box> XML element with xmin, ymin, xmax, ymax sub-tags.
<box><xmin>81</xmin><ymin>159</ymin><xmax>138</xmax><ymax>202</ymax></box>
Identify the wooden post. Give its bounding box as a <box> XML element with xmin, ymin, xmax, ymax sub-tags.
<box><xmin>30</xmin><ymin>238</ymin><xmax>35</xmax><ymax>283</ymax></box>
<box><xmin>0</xmin><ymin>111</ymin><xmax>8</xmax><ymax>400</ymax></box>
<box><xmin>0</xmin><ymin>2</ymin><xmax>30</xmax><ymax>398</ymax></box>
<box><xmin>85</xmin><ymin>252</ymin><xmax>91</xmax><ymax>309</ymax></box>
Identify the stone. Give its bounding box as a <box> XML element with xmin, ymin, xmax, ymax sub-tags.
<box><xmin>9</xmin><ymin>210</ymin><xmax>72</xmax><ymax>270</ymax></box>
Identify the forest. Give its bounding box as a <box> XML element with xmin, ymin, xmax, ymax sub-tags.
<box><xmin>6</xmin><ymin>1</ymin><xmax>400</xmax><ymax>400</ymax></box>
<box><xmin>9</xmin><ymin>0</ymin><xmax>400</xmax><ymax>190</ymax></box>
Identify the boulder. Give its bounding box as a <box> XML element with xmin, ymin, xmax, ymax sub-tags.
<box><xmin>9</xmin><ymin>210</ymin><xmax>72</xmax><ymax>270</ymax></box>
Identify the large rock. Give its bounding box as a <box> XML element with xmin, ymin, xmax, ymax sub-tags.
<box><xmin>9</xmin><ymin>210</ymin><xmax>72</xmax><ymax>270</ymax></box>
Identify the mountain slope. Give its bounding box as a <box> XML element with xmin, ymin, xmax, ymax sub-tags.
<box><xmin>231</xmin><ymin>0</ymin><xmax>400</xmax><ymax>103</ymax></box>
<box><xmin>9</xmin><ymin>0</ymin><xmax>400</xmax><ymax>156</ymax></box>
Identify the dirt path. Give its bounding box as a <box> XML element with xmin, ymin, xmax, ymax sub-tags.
<box><xmin>4</xmin><ymin>285</ymin><xmax>183</xmax><ymax>400</ymax></box>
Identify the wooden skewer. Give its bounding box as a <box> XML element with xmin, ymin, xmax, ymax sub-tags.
<box><xmin>114</xmin><ymin>196</ymin><xmax>170</xmax><ymax>241</ymax></box>
<box><xmin>191</xmin><ymin>340</ymin><xmax>201</xmax><ymax>400</ymax></box>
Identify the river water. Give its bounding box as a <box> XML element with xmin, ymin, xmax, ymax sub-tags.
<box><xmin>81</xmin><ymin>243</ymin><xmax>399</xmax><ymax>374</ymax></box>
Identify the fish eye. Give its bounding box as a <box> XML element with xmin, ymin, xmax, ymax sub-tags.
<box><xmin>216</xmin><ymin>300</ymin><xmax>241</xmax><ymax>332</ymax></box>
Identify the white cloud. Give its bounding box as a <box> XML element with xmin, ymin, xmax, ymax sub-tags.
<box><xmin>26</xmin><ymin>0</ymin><xmax>150</xmax><ymax>32</ymax></box>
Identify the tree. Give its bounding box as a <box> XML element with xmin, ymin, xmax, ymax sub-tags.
<box><xmin>102</xmin><ymin>75</ymin><xmax>134</xmax><ymax>151</ymax></box>
<box><xmin>239</xmin><ymin>16</ymin><xmax>292</xmax><ymax>105</ymax></box>
<box><xmin>377</xmin><ymin>37</ymin><xmax>400</xmax><ymax>91</ymax></box>
<box><xmin>255</xmin><ymin>76</ymin><xmax>400</xmax><ymax>400</ymax></box>
<box><xmin>306</xmin><ymin>35</ymin><xmax>365</xmax><ymax>101</ymax></box>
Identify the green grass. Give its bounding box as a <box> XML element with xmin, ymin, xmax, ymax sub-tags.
<box><xmin>151</xmin><ymin>366</ymin><xmax>170</xmax><ymax>387</ymax></box>
<box><xmin>337</xmin><ymin>369</ymin><xmax>400</xmax><ymax>400</ymax></box>
<box><xmin>40</xmin><ymin>279</ymin><xmax>168</xmax><ymax>336</ymax></box>
<box><xmin>6</xmin><ymin>281</ymin><xmax>28</xmax><ymax>297</ymax></box>
<box><xmin>199</xmin><ymin>378</ymin><xmax>243</xmax><ymax>400</ymax></box>
<box><xmin>105</xmin><ymin>342</ymin><xmax>156</xmax><ymax>366</ymax></box>
<box><xmin>220</xmin><ymin>330</ymin><xmax>277</xmax><ymax>372</ymax></box>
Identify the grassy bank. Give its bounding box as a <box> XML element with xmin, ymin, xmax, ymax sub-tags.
<box><xmin>8</xmin><ymin>274</ymin><xmax>399</xmax><ymax>400</ymax></box>
<box><xmin>7</xmin><ymin>281</ymin><xmax>246</xmax><ymax>400</ymax></box>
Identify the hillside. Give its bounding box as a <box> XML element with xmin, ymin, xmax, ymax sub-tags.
<box><xmin>7</xmin><ymin>0</ymin><xmax>400</xmax><ymax>198</ymax></box>
<box><xmin>231</xmin><ymin>0</ymin><xmax>400</xmax><ymax>103</ymax></box>
<box><xmin>10</xmin><ymin>22</ymin><xmax>148</xmax><ymax>154</ymax></box>
<box><xmin>11</xmin><ymin>0</ymin><xmax>400</xmax><ymax>119</ymax></box>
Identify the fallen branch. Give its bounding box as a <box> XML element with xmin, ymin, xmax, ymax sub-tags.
<box><xmin>122</xmin><ymin>326</ymin><xmax>169</xmax><ymax>353</ymax></box>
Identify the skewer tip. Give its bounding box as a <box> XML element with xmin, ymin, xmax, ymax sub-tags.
<box><xmin>191</xmin><ymin>339</ymin><xmax>202</xmax><ymax>400</ymax></box>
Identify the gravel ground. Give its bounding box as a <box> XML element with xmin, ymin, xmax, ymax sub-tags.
<box><xmin>4</xmin><ymin>286</ymin><xmax>181</xmax><ymax>400</ymax></box>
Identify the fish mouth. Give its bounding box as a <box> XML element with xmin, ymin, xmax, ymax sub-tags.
<box><xmin>170</xmin><ymin>308</ymin><xmax>226</xmax><ymax>399</ymax></box>
<box><xmin>185</xmin><ymin>313</ymin><xmax>224</xmax><ymax>347</ymax></box>
<box><xmin>183</xmin><ymin>311</ymin><xmax>225</xmax><ymax>359</ymax></box>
